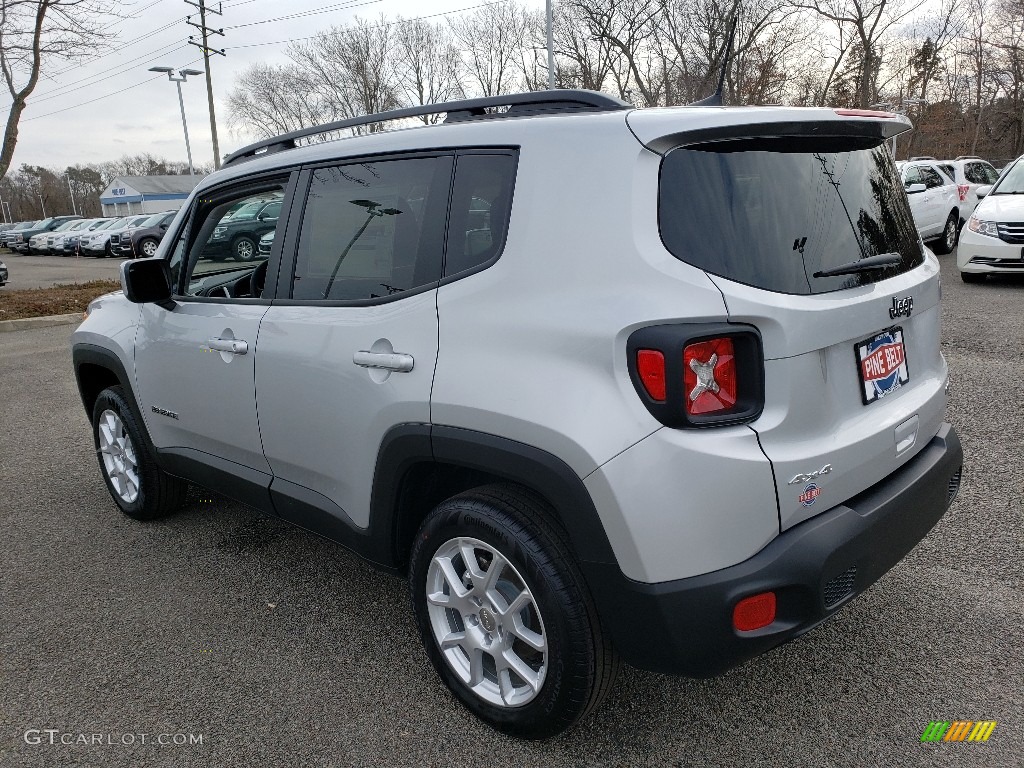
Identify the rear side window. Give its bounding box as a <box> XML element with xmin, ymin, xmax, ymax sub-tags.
<box><xmin>659</xmin><ymin>139</ymin><xmax>923</xmax><ymax>295</ymax></box>
<box><xmin>938</xmin><ymin>163</ymin><xmax>956</xmax><ymax>179</ymax></box>
<box><xmin>292</xmin><ymin>156</ymin><xmax>452</xmax><ymax>301</ymax></box>
<box><xmin>965</xmin><ymin>162</ymin><xmax>998</xmax><ymax>184</ymax></box>
<box><xmin>444</xmin><ymin>153</ymin><xmax>517</xmax><ymax>276</ymax></box>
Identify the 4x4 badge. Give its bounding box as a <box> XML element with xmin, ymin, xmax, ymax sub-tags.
<box><xmin>889</xmin><ymin>296</ymin><xmax>913</xmax><ymax>319</ymax></box>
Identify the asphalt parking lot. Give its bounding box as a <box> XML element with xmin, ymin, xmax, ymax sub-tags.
<box><xmin>0</xmin><ymin>252</ymin><xmax>125</xmax><ymax>290</ymax></box>
<box><xmin>1</xmin><ymin>251</ymin><xmax>1020</xmax><ymax>767</ymax></box>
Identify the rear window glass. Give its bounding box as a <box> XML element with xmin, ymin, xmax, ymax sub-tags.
<box><xmin>965</xmin><ymin>162</ymin><xmax>998</xmax><ymax>185</ymax></box>
<box><xmin>659</xmin><ymin>139</ymin><xmax>924</xmax><ymax>295</ymax></box>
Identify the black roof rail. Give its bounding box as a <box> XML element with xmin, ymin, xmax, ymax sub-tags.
<box><xmin>223</xmin><ymin>89</ymin><xmax>631</xmax><ymax>167</ymax></box>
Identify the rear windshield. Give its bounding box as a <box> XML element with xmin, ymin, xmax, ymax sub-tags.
<box><xmin>659</xmin><ymin>138</ymin><xmax>924</xmax><ymax>295</ymax></box>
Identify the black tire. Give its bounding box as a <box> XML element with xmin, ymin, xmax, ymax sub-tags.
<box><xmin>91</xmin><ymin>386</ymin><xmax>187</xmax><ymax>520</ymax></box>
<box><xmin>961</xmin><ymin>271</ymin><xmax>985</xmax><ymax>283</ymax></box>
<box><xmin>932</xmin><ymin>212</ymin><xmax>959</xmax><ymax>255</ymax></box>
<box><xmin>138</xmin><ymin>238</ymin><xmax>159</xmax><ymax>258</ymax></box>
<box><xmin>409</xmin><ymin>483</ymin><xmax>619</xmax><ymax>739</ymax></box>
<box><xmin>103</xmin><ymin>242</ymin><xmax>113</xmax><ymax>258</ymax></box>
<box><xmin>232</xmin><ymin>235</ymin><xmax>257</xmax><ymax>262</ymax></box>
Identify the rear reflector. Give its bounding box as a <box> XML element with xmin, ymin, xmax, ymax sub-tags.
<box><xmin>636</xmin><ymin>349</ymin><xmax>666</xmax><ymax>401</ymax></box>
<box><xmin>683</xmin><ymin>338</ymin><xmax>737</xmax><ymax>415</ymax></box>
<box><xmin>733</xmin><ymin>592</ymin><xmax>777</xmax><ymax>632</ymax></box>
<box><xmin>834</xmin><ymin>108</ymin><xmax>897</xmax><ymax>118</ymax></box>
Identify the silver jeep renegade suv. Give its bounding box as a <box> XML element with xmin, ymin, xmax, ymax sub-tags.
<box><xmin>72</xmin><ymin>91</ymin><xmax>963</xmax><ymax>739</ymax></box>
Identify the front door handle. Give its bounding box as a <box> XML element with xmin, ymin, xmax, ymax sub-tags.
<box><xmin>207</xmin><ymin>337</ymin><xmax>249</xmax><ymax>355</ymax></box>
<box><xmin>353</xmin><ymin>350</ymin><xmax>414</xmax><ymax>372</ymax></box>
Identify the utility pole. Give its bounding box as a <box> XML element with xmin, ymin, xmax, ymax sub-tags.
<box><xmin>39</xmin><ymin>194</ymin><xmax>47</xmax><ymax>217</ymax></box>
<box><xmin>186</xmin><ymin>0</ymin><xmax>225</xmax><ymax>169</ymax></box>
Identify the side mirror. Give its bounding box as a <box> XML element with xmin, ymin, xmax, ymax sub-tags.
<box><xmin>975</xmin><ymin>185</ymin><xmax>993</xmax><ymax>199</ymax></box>
<box><xmin>121</xmin><ymin>258</ymin><xmax>172</xmax><ymax>304</ymax></box>
<box><xmin>905</xmin><ymin>183</ymin><xmax>927</xmax><ymax>194</ymax></box>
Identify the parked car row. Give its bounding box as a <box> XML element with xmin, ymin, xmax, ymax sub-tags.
<box><xmin>896</xmin><ymin>155</ymin><xmax>1002</xmax><ymax>256</ymax></box>
<box><xmin>1</xmin><ymin>210</ymin><xmax>179</xmax><ymax>258</ymax></box>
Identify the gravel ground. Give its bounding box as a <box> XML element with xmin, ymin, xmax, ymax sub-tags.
<box><xmin>0</xmin><ymin>252</ymin><xmax>125</xmax><ymax>290</ymax></box>
<box><xmin>0</xmin><ymin>252</ymin><xmax>1020</xmax><ymax>767</ymax></box>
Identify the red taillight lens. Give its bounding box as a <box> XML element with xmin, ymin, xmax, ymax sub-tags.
<box><xmin>957</xmin><ymin>184</ymin><xmax>969</xmax><ymax>201</ymax></box>
<box><xmin>683</xmin><ymin>338</ymin><xmax>737</xmax><ymax>415</ymax></box>
<box><xmin>636</xmin><ymin>349</ymin><xmax>666</xmax><ymax>401</ymax></box>
<box><xmin>733</xmin><ymin>592</ymin><xmax>777</xmax><ymax>632</ymax></box>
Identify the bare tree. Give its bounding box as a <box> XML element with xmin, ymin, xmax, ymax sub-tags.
<box><xmin>1</xmin><ymin>0</ymin><xmax>118</xmax><ymax>180</ymax></box>
<box><xmin>793</xmin><ymin>0</ymin><xmax>926</xmax><ymax>108</ymax></box>
<box><xmin>448</xmin><ymin>3</ymin><xmax>531</xmax><ymax>96</ymax></box>
<box><xmin>393</xmin><ymin>16</ymin><xmax>464</xmax><ymax>121</ymax></box>
<box><xmin>289</xmin><ymin>15</ymin><xmax>400</xmax><ymax>134</ymax></box>
<box><xmin>227</xmin><ymin>62</ymin><xmax>332</xmax><ymax>139</ymax></box>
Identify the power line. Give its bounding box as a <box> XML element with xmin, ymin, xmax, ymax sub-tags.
<box><xmin>33</xmin><ymin>41</ymin><xmax>187</xmax><ymax>102</ymax></box>
<box><xmin>23</xmin><ymin>57</ymin><xmax>206</xmax><ymax>122</ymax></box>
<box><xmin>221</xmin><ymin>0</ymin><xmax>382</xmax><ymax>30</ymax></box>
<box><xmin>224</xmin><ymin>1</ymin><xmax>507</xmax><ymax>50</ymax></box>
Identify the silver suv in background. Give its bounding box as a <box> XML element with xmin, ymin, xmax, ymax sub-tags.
<box><xmin>72</xmin><ymin>92</ymin><xmax>962</xmax><ymax>739</ymax></box>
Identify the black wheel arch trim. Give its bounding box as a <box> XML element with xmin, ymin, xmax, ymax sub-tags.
<box><xmin>72</xmin><ymin>343</ymin><xmax>135</xmax><ymax>419</ymax></box>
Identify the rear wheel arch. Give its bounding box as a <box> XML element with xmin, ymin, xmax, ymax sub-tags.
<box><xmin>373</xmin><ymin>425</ymin><xmax>619</xmax><ymax>573</ymax></box>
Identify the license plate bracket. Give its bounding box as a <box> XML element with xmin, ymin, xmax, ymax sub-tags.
<box><xmin>856</xmin><ymin>326</ymin><xmax>910</xmax><ymax>405</ymax></box>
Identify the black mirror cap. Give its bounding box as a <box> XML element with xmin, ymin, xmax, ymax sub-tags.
<box><xmin>120</xmin><ymin>258</ymin><xmax>172</xmax><ymax>304</ymax></box>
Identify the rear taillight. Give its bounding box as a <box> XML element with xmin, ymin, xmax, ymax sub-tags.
<box><xmin>683</xmin><ymin>337</ymin><xmax>737</xmax><ymax>415</ymax></box>
<box><xmin>636</xmin><ymin>349</ymin><xmax>666</xmax><ymax>401</ymax></box>
<box><xmin>957</xmin><ymin>184</ymin><xmax>969</xmax><ymax>201</ymax></box>
<box><xmin>627</xmin><ymin>323</ymin><xmax>764</xmax><ymax>428</ymax></box>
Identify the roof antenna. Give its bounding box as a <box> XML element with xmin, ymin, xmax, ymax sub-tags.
<box><xmin>689</xmin><ymin>16</ymin><xmax>738</xmax><ymax>107</ymax></box>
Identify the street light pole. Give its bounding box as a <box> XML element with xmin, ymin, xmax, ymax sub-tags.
<box><xmin>38</xmin><ymin>194</ymin><xmax>47</xmax><ymax>217</ymax></box>
<box><xmin>149</xmin><ymin>66</ymin><xmax>205</xmax><ymax>176</ymax></box>
<box><xmin>66</xmin><ymin>173</ymin><xmax>77</xmax><ymax>216</ymax></box>
<box><xmin>546</xmin><ymin>0</ymin><xmax>554</xmax><ymax>90</ymax></box>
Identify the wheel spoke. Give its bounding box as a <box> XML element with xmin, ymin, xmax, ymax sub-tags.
<box><xmin>459</xmin><ymin>542</ymin><xmax>486</xmax><ymax>582</ymax></box>
<box><xmin>468</xmin><ymin>647</ymin><xmax>486</xmax><ymax>687</ymax></box>
<box><xmin>438</xmin><ymin>630</ymin><xmax>466</xmax><ymax>650</ymax></box>
<box><xmin>510</xmin><ymin>615</ymin><xmax>546</xmax><ymax>653</ymax></box>
<box><xmin>502</xmin><ymin>649</ymin><xmax>542</xmax><ymax>692</ymax></box>
<box><xmin>434</xmin><ymin>556</ymin><xmax>471</xmax><ymax>600</ymax></box>
<box><xmin>498</xmin><ymin>669</ymin><xmax>516</xmax><ymax>704</ymax></box>
<box><xmin>496</xmin><ymin>589</ymin><xmax>530</xmax><ymax>618</ymax></box>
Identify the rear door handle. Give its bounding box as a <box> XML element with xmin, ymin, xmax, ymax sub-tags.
<box><xmin>353</xmin><ymin>351</ymin><xmax>414</xmax><ymax>372</ymax></box>
<box><xmin>207</xmin><ymin>337</ymin><xmax>249</xmax><ymax>355</ymax></box>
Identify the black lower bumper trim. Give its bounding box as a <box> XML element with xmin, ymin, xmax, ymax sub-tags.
<box><xmin>583</xmin><ymin>423</ymin><xmax>963</xmax><ymax>677</ymax></box>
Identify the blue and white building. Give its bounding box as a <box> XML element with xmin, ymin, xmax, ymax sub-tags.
<box><xmin>99</xmin><ymin>175</ymin><xmax>203</xmax><ymax>216</ymax></box>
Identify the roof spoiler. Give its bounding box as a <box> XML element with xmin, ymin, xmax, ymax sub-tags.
<box><xmin>689</xmin><ymin>17</ymin><xmax>738</xmax><ymax>107</ymax></box>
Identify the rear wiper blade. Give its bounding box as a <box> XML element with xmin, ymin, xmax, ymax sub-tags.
<box><xmin>813</xmin><ymin>252</ymin><xmax>902</xmax><ymax>278</ymax></box>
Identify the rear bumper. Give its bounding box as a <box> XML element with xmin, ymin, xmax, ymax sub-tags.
<box><xmin>584</xmin><ymin>422</ymin><xmax>963</xmax><ymax>677</ymax></box>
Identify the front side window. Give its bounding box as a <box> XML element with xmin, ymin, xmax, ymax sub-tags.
<box><xmin>177</xmin><ymin>185</ymin><xmax>286</xmax><ymax>297</ymax></box>
<box><xmin>291</xmin><ymin>156</ymin><xmax>451</xmax><ymax>302</ymax></box>
<box><xmin>659</xmin><ymin>138</ymin><xmax>923</xmax><ymax>295</ymax></box>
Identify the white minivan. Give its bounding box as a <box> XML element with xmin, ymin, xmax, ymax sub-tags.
<box><xmin>958</xmin><ymin>154</ymin><xmax>1024</xmax><ymax>282</ymax></box>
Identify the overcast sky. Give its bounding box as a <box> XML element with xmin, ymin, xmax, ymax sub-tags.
<box><xmin>13</xmin><ymin>0</ymin><xmax>547</xmax><ymax>172</ymax></box>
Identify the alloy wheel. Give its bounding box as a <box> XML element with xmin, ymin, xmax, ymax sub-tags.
<box><xmin>97</xmin><ymin>409</ymin><xmax>140</xmax><ymax>503</ymax></box>
<box><xmin>426</xmin><ymin>537</ymin><xmax>547</xmax><ymax>708</ymax></box>
<box><xmin>141</xmin><ymin>240</ymin><xmax>158</xmax><ymax>257</ymax></box>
